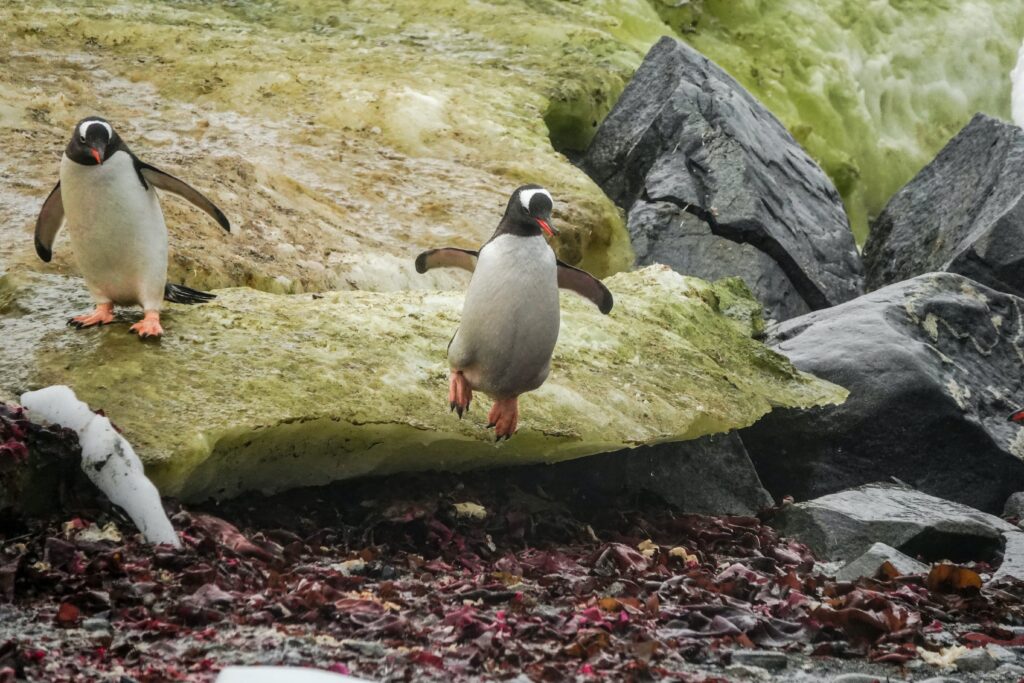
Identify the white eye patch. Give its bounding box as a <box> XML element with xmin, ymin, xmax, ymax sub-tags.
<box><xmin>519</xmin><ymin>187</ymin><xmax>552</xmax><ymax>213</ymax></box>
<box><xmin>78</xmin><ymin>120</ymin><xmax>113</xmax><ymax>141</ymax></box>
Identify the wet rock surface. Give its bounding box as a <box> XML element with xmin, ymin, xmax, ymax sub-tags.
<box><xmin>582</xmin><ymin>36</ymin><xmax>863</xmax><ymax>321</ymax></box>
<box><xmin>864</xmin><ymin>114</ymin><xmax>1024</xmax><ymax>298</ymax></box>
<box><xmin>626</xmin><ymin>200</ymin><xmax>813</xmax><ymax>322</ymax></box>
<box><xmin>741</xmin><ymin>273</ymin><xmax>1024</xmax><ymax>513</ymax></box>
<box><xmin>525</xmin><ymin>431</ymin><xmax>774</xmax><ymax>516</ymax></box>
<box><xmin>770</xmin><ymin>483</ymin><xmax>1018</xmax><ymax>566</ymax></box>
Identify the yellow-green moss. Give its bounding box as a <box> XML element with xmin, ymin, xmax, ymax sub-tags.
<box><xmin>0</xmin><ymin>267</ymin><xmax>845</xmax><ymax>501</ymax></box>
<box><xmin>1</xmin><ymin>0</ymin><xmax>664</xmax><ymax>291</ymax></box>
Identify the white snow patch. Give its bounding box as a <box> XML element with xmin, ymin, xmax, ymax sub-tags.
<box><xmin>20</xmin><ymin>386</ymin><xmax>181</xmax><ymax>548</ymax></box>
<box><xmin>1013</xmin><ymin>39</ymin><xmax>1024</xmax><ymax>127</ymax></box>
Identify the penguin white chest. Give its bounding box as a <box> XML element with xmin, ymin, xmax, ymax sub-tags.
<box><xmin>450</xmin><ymin>234</ymin><xmax>560</xmax><ymax>397</ymax></box>
<box><xmin>59</xmin><ymin>151</ymin><xmax>169</xmax><ymax>307</ymax></box>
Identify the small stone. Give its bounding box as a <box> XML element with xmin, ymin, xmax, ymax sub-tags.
<box><xmin>986</xmin><ymin>644</ymin><xmax>1018</xmax><ymax>664</ymax></box>
<box><xmin>955</xmin><ymin>647</ymin><xmax>998</xmax><ymax>673</ymax></box>
<box><xmin>342</xmin><ymin>639</ymin><xmax>387</xmax><ymax>657</ymax></box>
<box><xmin>723</xmin><ymin>664</ymin><xmax>770</xmax><ymax>680</ymax></box>
<box><xmin>832</xmin><ymin>675</ymin><xmax>886</xmax><ymax>683</ymax></box>
<box><xmin>729</xmin><ymin>650</ymin><xmax>788</xmax><ymax>671</ymax></box>
<box><xmin>1005</xmin><ymin>493</ymin><xmax>1024</xmax><ymax>519</ymax></box>
<box><xmin>81</xmin><ymin>617</ymin><xmax>110</xmax><ymax>633</ymax></box>
<box><xmin>834</xmin><ymin>542</ymin><xmax>928</xmax><ymax>581</ymax></box>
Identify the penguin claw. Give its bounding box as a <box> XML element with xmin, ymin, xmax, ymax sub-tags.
<box><xmin>68</xmin><ymin>304</ymin><xmax>115</xmax><ymax>329</ymax></box>
<box><xmin>129</xmin><ymin>311</ymin><xmax>163</xmax><ymax>340</ymax></box>
<box><xmin>448</xmin><ymin>370</ymin><xmax>472</xmax><ymax>419</ymax></box>
<box><xmin>487</xmin><ymin>397</ymin><xmax>519</xmax><ymax>441</ymax></box>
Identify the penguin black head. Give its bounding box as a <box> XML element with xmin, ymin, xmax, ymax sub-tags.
<box><xmin>66</xmin><ymin>117</ymin><xmax>122</xmax><ymax>166</ymax></box>
<box><xmin>500</xmin><ymin>184</ymin><xmax>558</xmax><ymax>238</ymax></box>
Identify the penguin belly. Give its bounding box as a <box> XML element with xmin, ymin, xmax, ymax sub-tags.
<box><xmin>60</xmin><ymin>151</ymin><xmax>168</xmax><ymax>309</ymax></box>
<box><xmin>449</xmin><ymin>234</ymin><xmax>560</xmax><ymax>399</ymax></box>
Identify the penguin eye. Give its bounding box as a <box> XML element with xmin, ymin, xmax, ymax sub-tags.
<box><xmin>79</xmin><ymin>135</ymin><xmax>86</xmax><ymax>143</ymax></box>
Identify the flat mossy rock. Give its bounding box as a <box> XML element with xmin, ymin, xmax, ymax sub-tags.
<box><xmin>0</xmin><ymin>267</ymin><xmax>845</xmax><ymax>501</ymax></box>
<box><xmin>1</xmin><ymin>0</ymin><xmax>674</xmax><ymax>292</ymax></box>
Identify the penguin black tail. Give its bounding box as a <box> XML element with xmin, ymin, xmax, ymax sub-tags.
<box><xmin>164</xmin><ymin>283</ymin><xmax>217</xmax><ymax>305</ymax></box>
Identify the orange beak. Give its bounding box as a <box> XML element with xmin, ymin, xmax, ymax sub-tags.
<box><xmin>90</xmin><ymin>148</ymin><xmax>103</xmax><ymax>165</ymax></box>
<box><xmin>1010</xmin><ymin>409</ymin><xmax>1024</xmax><ymax>423</ymax></box>
<box><xmin>536</xmin><ymin>218</ymin><xmax>557</xmax><ymax>238</ymax></box>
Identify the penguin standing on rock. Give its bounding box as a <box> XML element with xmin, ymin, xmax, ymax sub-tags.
<box><xmin>415</xmin><ymin>185</ymin><xmax>613</xmax><ymax>440</ymax></box>
<box><xmin>34</xmin><ymin>116</ymin><xmax>231</xmax><ymax>339</ymax></box>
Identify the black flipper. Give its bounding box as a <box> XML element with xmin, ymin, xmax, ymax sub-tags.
<box><xmin>34</xmin><ymin>181</ymin><xmax>64</xmax><ymax>262</ymax></box>
<box><xmin>164</xmin><ymin>283</ymin><xmax>217</xmax><ymax>304</ymax></box>
<box><xmin>556</xmin><ymin>260</ymin><xmax>613</xmax><ymax>314</ymax></box>
<box><xmin>415</xmin><ymin>247</ymin><xmax>479</xmax><ymax>273</ymax></box>
<box><xmin>135</xmin><ymin>159</ymin><xmax>231</xmax><ymax>233</ymax></box>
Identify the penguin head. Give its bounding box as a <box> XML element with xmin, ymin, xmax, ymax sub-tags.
<box><xmin>502</xmin><ymin>184</ymin><xmax>558</xmax><ymax>238</ymax></box>
<box><xmin>66</xmin><ymin>117</ymin><xmax>120</xmax><ymax>166</ymax></box>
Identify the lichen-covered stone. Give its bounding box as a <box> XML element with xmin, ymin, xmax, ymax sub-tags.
<box><xmin>0</xmin><ymin>267</ymin><xmax>845</xmax><ymax>501</ymax></box>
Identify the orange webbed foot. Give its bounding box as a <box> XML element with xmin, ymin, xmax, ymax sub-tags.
<box><xmin>449</xmin><ymin>370</ymin><xmax>473</xmax><ymax>418</ymax></box>
<box><xmin>129</xmin><ymin>311</ymin><xmax>163</xmax><ymax>339</ymax></box>
<box><xmin>68</xmin><ymin>303</ymin><xmax>115</xmax><ymax>329</ymax></box>
<box><xmin>486</xmin><ymin>397</ymin><xmax>519</xmax><ymax>441</ymax></box>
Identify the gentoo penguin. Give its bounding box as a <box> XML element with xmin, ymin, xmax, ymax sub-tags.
<box><xmin>34</xmin><ymin>116</ymin><xmax>230</xmax><ymax>339</ymax></box>
<box><xmin>415</xmin><ymin>185</ymin><xmax>613</xmax><ymax>440</ymax></box>
<box><xmin>1011</xmin><ymin>408</ymin><xmax>1024</xmax><ymax>423</ymax></box>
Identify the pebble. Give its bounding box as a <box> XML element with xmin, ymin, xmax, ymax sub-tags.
<box><xmin>986</xmin><ymin>644</ymin><xmax>1018</xmax><ymax>664</ymax></box>
<box><xmin>81</xmin><ymin>617</ymin><xmax>110</xmax><ymax>633</ymax></box>
<box><xmin>729</xmin><ymin>650</ymin><xmax>788</xmax><ymax>671</ymax></box>
<box><xmin>831</xmin><ymin>675</ymin><xmax>885</xmax><ymax>683</ymax></box>
<box><xmin>723</xmin><ymin>664</ymin><xmax>770</xmax><ymax>680</ymax></box>
<box><xmin>955</xmin><ymin>647</ymin><xmax>998</xmax><ymax>673</ymax></box>
<box><xmin>1003</xmin><ymin>492</ymin><xmax>1024</xmax><ymax>519</ymax></box>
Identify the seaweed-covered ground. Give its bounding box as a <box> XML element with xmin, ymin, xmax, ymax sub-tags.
<box><xmin>4</xmin><ymin>452</ymin><xmax>1024</xmax><ymax>683</ymax></box>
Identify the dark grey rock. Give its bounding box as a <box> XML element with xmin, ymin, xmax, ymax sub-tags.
<box><xmin>628</xmin><ymin>200</ymin><xmax>812</xmax><ymax>322</ymax></box>
<box><xmin>583</xmin><ymin>36</ymin><xmax>863</xmax><ymax>320</ymax></box>
<box><xmin>834</xmin><ymin>542</ymin><xmax>928</xmax><ymax>581</ymax></box>
<box><xmin>993</xmin><ymin>530</ymin><xmax>1024</xmax><ymax>582</ymax></box>
<box><xmin>956</xmin><ymin>648</ymin><xmax>998</xmax><ymax>673</ymax></box>
<box><xmin>771</xmin><ymin>482</ymin><xmax>1015</xmax><ymax>564</ymax></box>
<box><xmin>1004</xmin><ymin>493</ymin><xmax>1024</xmax><ymax>519</ymax></box>
<box><xmin>730</xmin><ymin>649</ymin><xmax>788</xmax><ymax>671</ymax></box>
<box><xmin>741</xmin><ymin>273</ymin><xmax>1024</xmax><ymax>513</ymax></box>
<box><xmin>864</xmin><ymin>114</ymin><xmax>1024</xmax><ymax>298</ymax></box>
<box><xmin>526</xmin><ymin>432</ymin><xmax>773</xmax><ymax>516</ymax></box>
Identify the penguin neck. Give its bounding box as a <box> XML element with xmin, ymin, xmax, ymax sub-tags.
<box><xmin>491</xmin><ymin>212</ymin><xmax>543</xmax><ymax>240</ymax></box>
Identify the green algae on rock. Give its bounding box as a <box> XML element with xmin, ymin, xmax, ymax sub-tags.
<box><xmin>0</xmin><ymin>267</ymin><xmax>845</xmax><ymax>501</ymax></box>
<box><xmin>0</xmin><ymin>0</ymin><xmax>675</xmax><ymax>293</ymax></box>
<box><xmin>651</xmin><ymin>0</ymin><xmax>1024</xmax><ymax>240</ymax></box>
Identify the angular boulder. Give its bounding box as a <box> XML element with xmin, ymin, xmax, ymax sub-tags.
<box><xmin>834</xmin><ymin>542</ymin><xmax>929</xmax><ymax>582</ymax></box>
<box><xmin>742</xmin><ymin>273</ymin><xmax>1024</xmax><ymax>513</ymax></box>
<box><xmin>582</xmin><ymin>36</ymin><xmax>863</xmax><ymax>321</ymax></box>
<box><xmin>627</xmin><ymin>201</ymin><xmax>812</xmax><ymax>322</ymax></box>
<box><xmin>0</xmin><ymin>267</ymin><xmax>845</xmax><ymax>502</ymax></box>
<box><xmin>771</xmin><ymin>483</ymin><xmax>1017</xmax><ymax>566</ymax></box>
<box><xmin>864</xmin><ymin>114</ymin><xmax>1024</xmax><ymax>297</ymax></box>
